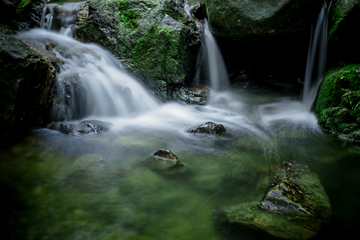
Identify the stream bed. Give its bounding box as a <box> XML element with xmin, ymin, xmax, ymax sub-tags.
<box><xmin>1</xmin><ymin>90</ymin><xmax>360</xmax><ymax>240</ymax></box>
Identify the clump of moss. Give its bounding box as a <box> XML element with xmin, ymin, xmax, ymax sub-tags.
<box><xmin>128</xmin><ymin>25</ymin><xmax>186</xmax><ymax>82</ymax></box>
<box><xmin>314</xmin><ymin>64</ymin><xmax>360</xmax><ymax>139</ymax></box>
<box><xmin>116</xmin><ymin>0</ymin><xmax>139</xmax><ymax>31</ymax></box>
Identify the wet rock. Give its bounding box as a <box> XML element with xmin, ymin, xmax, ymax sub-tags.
<box><xmin>188</xmin><ymin>122</ymin><xmax>226</xmax><ymax>135</ymax></box>
<box><xmin>141</xmin><ymin>149</ymin><xmax>185</xmax><ymax>174</ymax></box>
<box><xmin>174</xmin><ymin>86</ymin><xmax>209</xmax><ymax>105</ymax></box>
<box><xmin>153</xmin><ymin>149</ymin><xmax>178</xmax><ymax>161</ymax></box>
<box><xmin>50</xmin><ymin>120</ymin><xmax>112</xmax><ymax>136</ymax></box>
<box><xmin>206</xmin><ymin>0</ymin><xmax>323</xmax><ymax>40</ymax></box>
<box><xmin>223</xmin><ymin>161</ymin><xmax>332</xmax><ymax>240</ymax></box>
<box><xmin>191</xmin><ymin>3</ymin><xmax>206</xmax><ymax>20</ymax></box>
<box><xmin>74</xmin><ymin>0</ymin><xmax>201</xmax><ymax>100</ymax></box>
<box><xmin>0</xmin><ymin>31</ymin><xmax>62</xmax><ymax>142</ymax></box>
<box><xmin>77</xmin><ymin>1</ymin><xmax>89</xmax><ymax>25</ymax></box>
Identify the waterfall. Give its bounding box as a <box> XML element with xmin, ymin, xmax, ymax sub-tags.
<box><xmin>19</xmin><ymin>2</ymin><xmax>159</xmax><ymax>122</ymax></box>
<box><xmin>203</xmin><ymin>19</ymin><xmax>230</xmax><ymax>91</ymax></box>
<box><xmin>182</xmin><ymin>2</ymin><xmax>229</xmax><ymax>92</ymax></box>
<box><xmin>40</xmin><ymin>2</ymin><xmax>85</xmax><ymax>37</ymax></box>
<box><xmin>302</xmin><ymin>1</ymin><xmax>332</xmax><ymax>111</ymax></box>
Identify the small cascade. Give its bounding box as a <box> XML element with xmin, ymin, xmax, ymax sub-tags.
<box><xmin>302</xmin><ymin>1</ymin><xmax>332</xmax><ymax>111</ymax></box>
<box><xmin>41</xmin><ymin>2</ymin><xmax>85</xmax><ymax>37</ymax></box>
<box><xmin>19</xmin><ymin>30</ymin><xmax>159</xmax><ymax>121</ymax></box>
<box><xmin>203</xmin><ymin>19</ymin><xmax>230</xmax><ymax>92</ymax></box>
<box><xmin>182</xmin><ymin>2</ymin><xmax>230</xmax><ymax>92</ymax></box>
<box><xmin>18</xmin><ymin>1</ymin><xmax>160</xmax><ymax>122</ymax></box>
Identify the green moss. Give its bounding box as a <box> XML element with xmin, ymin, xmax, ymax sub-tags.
<box><xmin>329</xmin><ymin>7</ymin><xmax>345</xmax><ymax>40</ymax></box>
<box><xmin>314</xmin><ymin>64</ymin><xmax>360</xmax><ymax>139</ymax></box>
<box><xmin>116</xmin><ymin>0</ymin><xmax>140</xmax><ymax>30</ymax></box>
<box><xmin>128</xmin><ymin>25</ymin><xmax>185</xmax><ymax>82</ymax></box>
<box><xmin>314</xmin><ymin>64</ymin><xmax>360</xmax><ymax>114</ymax></box>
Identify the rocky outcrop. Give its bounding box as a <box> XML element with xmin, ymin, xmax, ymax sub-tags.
<box><xmin>328</xmin><ymin>0</ymin><xmax>360</xmax><ymax>65</ymax></box>
<box><xmin>188</xmin><ymin>121</ymin><xmax>226</xmax><ymax>135</ymax></box>
<box><xmin>314</xmin><ymin>64</ymin><xmax>360</xmax><ymax>140</ymax></box>
<box><xmin>224</xmin><ymin>161</ymin><xmax>332</xmax><ymax>239</ymax></box>
<box><xmin>205</xmin><ymin>0</ymin><xmax>323</xmax><ymax>40</ymax></box>
<box><xmin>74</xmin><ymin>0</ymin><xmax>201</xmax><ymax>100</ymax></box>
<box><xmin>0</xmin><ymin>31</ymin><xmax>62</xmax><ymax>143</ymax></box>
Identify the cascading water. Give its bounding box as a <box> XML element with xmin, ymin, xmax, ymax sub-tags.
<box><xmin>302</xmin><ymin>1</ymin><xmax>332</xmax><ymax>111</ymax></box>
<box><xmin>203</xmin><ymin>19</ymin><xmax>230</xmax><ymax>92</ymax></box>
<box><xmin>41</xmin><ymin>2</ymin><xmax>85</xmax><ymax>37</ymax></box>
<box><xmin>183</xmin><ymin>2</ymin><xmax>229</xmax><ymax>92</ymax></box>
<box><xmin>20</xmin><ymin>3</ymin><xmax>159</xmax><ymax>122</ymax></box>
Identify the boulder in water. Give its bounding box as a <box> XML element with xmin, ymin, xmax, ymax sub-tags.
<box><xmin>188</xmin><ymin>122</ymin><xmax>226</xmax><ymax>135</ymax></box>
<box><xmin>153</xmin><ymin>149</ymin><xmax>179</xmax><ymax>161</ymax></box>
<box><xmin>50</xmin><ymin>120</ymin><xmax>112</xmax><ymax>136</ymax></box>
<box><xmin>223</xmin><ymin>161</ymin><xmax>332</xmax><ymax>239</ymax></box>
<box><xmin>141</xmin><ymin>149</ymin><xmax>185</xmax><ymax>173</ymax></box>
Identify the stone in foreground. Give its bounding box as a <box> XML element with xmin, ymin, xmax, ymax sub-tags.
<box><xmin>188</xmin><ymin>122</ymin><xmax>226</xmax><ymax>135</ymax></box>
<box><xmin>223</xmin><ymin>161</ymin><xmax>332</xmax><ymax>240</ymax></box>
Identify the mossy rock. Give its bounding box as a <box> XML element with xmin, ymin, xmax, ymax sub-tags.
<box><xmin>74</xmin><ymin>0</ymin><xmax>201</xmax><ymax>99</ymax></box>
<box><xmin>223</xmin><ymin>161</ymin><xmax>332</xmax><ymax>240</ymax></box>
<box><xmin>314</xmin><ymin>64</ymin><xmax>360</xmax><ymax>140</ymax></box>
<box><xmin>205</xmin><ymin>0</ymin><xmax>323</xmax><ymax>40</ymax></box>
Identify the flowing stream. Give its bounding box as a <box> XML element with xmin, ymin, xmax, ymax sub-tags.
<box><xmin>1</xmin><ymin>1</ymin><xmax>360</xmax><ymax>240</ymax></box>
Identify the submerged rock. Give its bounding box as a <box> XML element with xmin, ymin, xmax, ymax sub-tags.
<box><xmin>62</xmin><ymin>154</ymin><xmax>114</xmax><ymax>191</ymax></box>
<box><xmin>174</xmin><ymin>86</ymin><xmax>209</xmax><ymax>105</ymax></box>
<box><xmin>188</xmin><ymin>122</ymin><xmax>226</xmax><ymax>135</ymax></box>
<box><xmin>314</xmin><ymin>64</ymin><xmax>360</xmax><ymax>140</ymax></box>
<box><xmin>50</xmin><ymin>120</ymin><xmax>112</xmax><ymax>136</ymax></box>
<box><xmin>223</xmin><ymin>161</ymin><xmax>332</xmax><ymax>239</ymax></box>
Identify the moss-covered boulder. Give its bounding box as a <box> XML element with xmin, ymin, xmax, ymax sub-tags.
<box><xmin>314</xmin><ymin>64</ymin><xmax>360</xmax><ymax>140</ymax></box>
<box><xmin>223</xmin><ymin>161</ymin><xmax>332</xmax><ymax>239</ymax></box>
<box><xmin>205</xmin><ymin>0</ymin><xmax>323</xmax><ymax>40</ymax></box>
<box><xmin>0</xmin><ymin>31</ymin><xmax>62</xmax><ymax>143</ymax></box>
<box><xmin>74</xmin><ymin>0</ymin><xmax>201</xmax><ymax>99</ymax></box>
